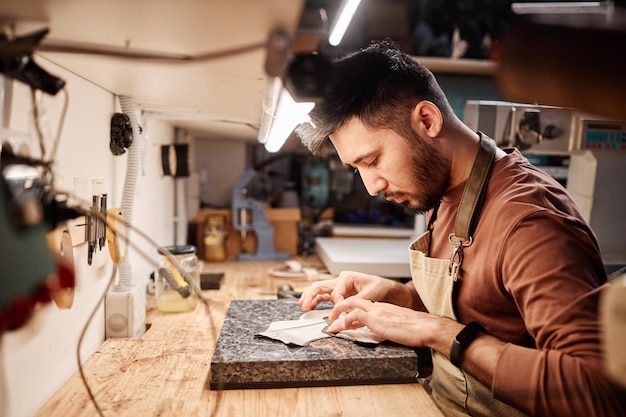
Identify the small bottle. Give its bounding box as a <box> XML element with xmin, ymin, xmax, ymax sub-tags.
<box><xmin>203</xmin><ymin>215</ymin><xmax>227</xmax><ymax>262</ymax></box>
<box><xmin>156</xmin><ymin>245</ymin><xmax>200</xmax><ymax>313</ymax></box>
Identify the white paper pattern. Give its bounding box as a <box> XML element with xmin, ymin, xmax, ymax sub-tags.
<box><xmin>257</xmin><ymin>309</ymin><xmax>385</xmax><ymax>346</ymax></box>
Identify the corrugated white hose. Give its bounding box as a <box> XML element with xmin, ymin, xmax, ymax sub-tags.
<box><xmin>117</xmin><ymin>96</ymin><xmax>141</xmax><ymax>288</ymax></box>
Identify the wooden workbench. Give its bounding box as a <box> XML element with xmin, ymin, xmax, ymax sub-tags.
<box><xmin>34</xmin><ymin>258</ymin><xmax>444</xmax><ymax>417</ymax></box>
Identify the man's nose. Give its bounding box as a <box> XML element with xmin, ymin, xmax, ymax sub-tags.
<box><xmin>360</xmin><ymin>171</ymin><xmax>387</xmax><ymax>196</ymax></box>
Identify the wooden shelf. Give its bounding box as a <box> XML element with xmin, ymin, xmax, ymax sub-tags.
<box><xmin>416</xmin><ymin>56</ymin><xmax>497</xmax><ymax>76</ymax></box>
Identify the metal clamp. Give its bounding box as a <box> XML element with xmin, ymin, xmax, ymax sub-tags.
<box><xmin>448</xmin><ymin>233</ymin><xmax>473</xmax><ymax>248</ymax></box>
<box><xmin>448</xmin><ymin>234</ymin><xmax>473</xmax><ymax>279</ymax></box>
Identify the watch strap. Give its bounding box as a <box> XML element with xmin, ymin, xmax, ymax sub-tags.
<box><xmin>450</xmin><ymin>321</ymin><xmax>486</xmax><ymax>368</ymax></box>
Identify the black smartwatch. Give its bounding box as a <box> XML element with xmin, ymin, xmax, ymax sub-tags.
<box><xmin>450</xmin><ymin>321</ymin><xmax>485</xmax><ymax>368</ymax></box>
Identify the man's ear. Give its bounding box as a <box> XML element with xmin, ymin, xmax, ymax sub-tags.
<box><xmin>411</xmin><ymin>101</ymin><xmax>443</xmax><ymax>138</ymax></box>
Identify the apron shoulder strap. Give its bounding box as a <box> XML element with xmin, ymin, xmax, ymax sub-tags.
<box><xmin>453</xmin><ymin>133</ymin><xmax>497</xmax><ymax>242</ymax></box>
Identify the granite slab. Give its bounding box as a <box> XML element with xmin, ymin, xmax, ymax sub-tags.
<box><xmin>209</xmin><ymin>299</ymin><xmax>419</xmax><ymax>389</ymax></box>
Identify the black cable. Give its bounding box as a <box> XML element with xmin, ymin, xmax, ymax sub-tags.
<box><xmin>76</xmin><ymin>262</ymin><xmax>116</xmax><ymax>417</ymax></box>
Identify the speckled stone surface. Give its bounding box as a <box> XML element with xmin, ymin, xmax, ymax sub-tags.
<box><xmin>209</xmin><ymin>299</ymin><xmax>419</xmax><ymax>389</ymax></box>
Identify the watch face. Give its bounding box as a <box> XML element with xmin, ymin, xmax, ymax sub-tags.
<box><xmin>451</xmin><ymin>322</ymin><xmax>485</xmax><ymax>367</ymax></box>
<box><xmin>457</xmin><ymin>322</ymin><xmax>484</xmax><ymax>343</ymax></box>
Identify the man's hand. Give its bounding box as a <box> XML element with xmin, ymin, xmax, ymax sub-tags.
<box><xmin>325</xmin><ymin>297</ymin><xmax>443</xmax><ymax>347</ymax></box>
<box><xmin>298</xmin><ymin>270</ymin><xmax>413</xmax><ymax>311</ymax></box>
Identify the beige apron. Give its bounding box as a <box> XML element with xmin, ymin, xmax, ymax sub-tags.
<box><xmin>409</xmin><ymin>135</ymin><xmax>528</xmax><ymax>417</ymax></box>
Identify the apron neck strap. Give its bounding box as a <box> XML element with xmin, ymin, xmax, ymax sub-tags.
<box><xmin>452</xmin><ymin>133</ymin><xmax>496</xmax><ymax>243</ymax></box>
<box><xmin>427</xmin><ymin>203</ymin><xmax>439</xmax><ymax>231</ymax></box>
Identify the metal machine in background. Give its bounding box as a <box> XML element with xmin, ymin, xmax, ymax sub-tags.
<box><xmin>464</xmin><ymin>100</ymin><xmax>626</xmax><ymax>270</ymax></box>
<box><xmin>465</xmin><ymin>100</ymin><xmax>626</xmax><ymax>153</ymax></box>
<box><xmin>465</xmin><ymin>100</ymin><xmax>575</xmax><ymax>153</ymax></box>
<box><xmin>464</xmin><ymin>100</ymin><xmax>577</xmax><ymax>185</ymax></box>
<box><xmin>231</xmin><ymin>168</ymin><xmax>290</xmax><ymax>262</ymax></box>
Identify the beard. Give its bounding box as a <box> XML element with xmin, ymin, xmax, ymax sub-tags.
<box><xmin>383</xmin><ymin>131</ymin><xmax>450</xmax><ymax>214</ymax></box>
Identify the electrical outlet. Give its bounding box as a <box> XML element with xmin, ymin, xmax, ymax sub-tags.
<box><xmin>105</xmin><ymin>284</ymin><xmax>146</xmax><ymax>338</ymax></box>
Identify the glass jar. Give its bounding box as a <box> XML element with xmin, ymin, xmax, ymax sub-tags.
<box><xmin>155</xmin><ymin>245</ymin><xmax>200</xmax><ymax>313</ymax></box>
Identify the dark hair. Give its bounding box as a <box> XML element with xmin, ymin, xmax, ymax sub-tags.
<box><xmin>296</xmin><ymin>41</ymin><xmax>453</xmax><ymax>155</ymax></box>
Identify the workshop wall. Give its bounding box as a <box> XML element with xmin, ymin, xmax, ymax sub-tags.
<box><xmin>192</xmin><ymin>137</ymin><xmax>248</xmax><ymax>209</ymax></box>
<box><xmin>1</xmin><ymin>58</ymin><xmax>176</xmax><ymax>417</ymax></box>
<box><xmin>438</xmin><ymin>73</ymin><xmax>504</xmax><ymax>118</ymax></box>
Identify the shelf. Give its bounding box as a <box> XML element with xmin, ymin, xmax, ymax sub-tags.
<box><xmin>416</xmin><ymin>56</ymin><xmax>497</xmax><ymax>76</ymax></box>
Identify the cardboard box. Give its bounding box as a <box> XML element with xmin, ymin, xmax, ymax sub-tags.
<box><xmin>197</xmin><ymin>208</ymin><xmax>301</xmax><ymax>261</ymax></box>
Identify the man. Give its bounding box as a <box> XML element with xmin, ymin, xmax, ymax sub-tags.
<box><xmin>295</xmin><ymin>41</ymin><xmax>626</xmax><ymax>417</ymax></box>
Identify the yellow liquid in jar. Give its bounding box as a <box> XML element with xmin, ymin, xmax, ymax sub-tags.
<box><xmin>156</xmin><ymin>293</ymin><xmax>197</xmax><ymax>313</ymax></box>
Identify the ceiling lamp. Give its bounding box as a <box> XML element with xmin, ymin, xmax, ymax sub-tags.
<box><xmin>258</xmin><ymin>77</ymin><xmax>314</xmax><ymax>153</ymax></box>
<box><xmin>328</xmin><ymin>0</ymin><xmax>363</xmax><ymax>46</ymax></box>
